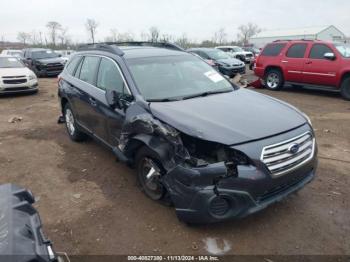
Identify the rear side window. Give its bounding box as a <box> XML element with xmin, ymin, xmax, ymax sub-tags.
<box><xmin>286</xmin><ymin>43</ymin><xmax>308</xmax><ymax>58</ymax></box>
<box><xmin>261</xmin><ymin>43</ymin><xmax>286</xmax><ymax>56</ymax></box>
<box><xmin>65</xmin><ymin>56</ymin><xmax>81</xmax><ymax>75</ymax></box>
<box><xmin>97</xmin><ymin>58</ymin><xmax>125</xmax><ymax>93</ymax></box>
<box><xmin>309</xmin><ymin>44</ymin><xmax>333</xmax><ymax>59</ymax></box>
<box><xmin>79</xmin><ymin>56</ymin><xmax>101</xmax><ymax>85</ymax></box>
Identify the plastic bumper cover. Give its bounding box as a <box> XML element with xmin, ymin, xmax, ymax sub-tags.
<box><xmin>164</xmin><ymin>157</ymin><xmax>317</xmax><ymax>224</ymax></box>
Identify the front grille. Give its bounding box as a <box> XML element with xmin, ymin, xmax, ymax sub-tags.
<box><xmin>261</xmin><ymin>132</ymin><xmax>315</xmax><ymax>177</ymax></box>
<box><xmin>246</xmin><ymin>54</ymin><xmax>253</xmax><ymax>58</ymax></box>
<box><xmin>43</xmin><ymin>63</ymin><xmax>64</xmax><ymax>72</ymax></box>
<box><xmin>2</xmin><ymin>75</ymin><xmax>26</xmax><ymax>78</ymax></box>
<box><xmin>3</xmin><ymin>79</ymin><xmax>27</xmax><ymax>84</ymax></box>
<box><xmin>259</xmin><ymin>172</ymin><xmax>310</xmax><ymax>202</ymax></box>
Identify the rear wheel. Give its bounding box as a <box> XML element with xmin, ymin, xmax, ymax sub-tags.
<box><xmin>340</xmin><ymin>77</ymin><xmax>350</xmax><ymax>101</ymax></box>
<box><xmin>63</xmin><ymin>103</ymin><xmax>87</xmax><ymax>142</ymax></box>
<box><xmin>135</xmin><ymin>146</ymin><xmax>167</xmax><ymax>201</ymax></box>
<box><xmin>265</xmin><ymin>69</ymin><xmax>284</xmax><ymax>90</ymax></box>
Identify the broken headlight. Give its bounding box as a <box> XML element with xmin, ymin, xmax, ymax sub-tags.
<box><xmin>181</xmin><ymin>134</ymin><xmax>251</xmax><ymax>171</ymax></box>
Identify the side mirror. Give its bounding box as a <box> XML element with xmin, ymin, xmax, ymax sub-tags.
<box><xmin>105</xmin><ymin>89</ymin><xmax>132</xmax><ymax>110</ymax></box>
<box><xmin>324</xmin><ymin>52</ymin><xmax>336</xmax><ymax>60</ymax></box>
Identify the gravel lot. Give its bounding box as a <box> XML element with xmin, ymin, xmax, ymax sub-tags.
<box><xmin>0</xmin><ymin>74</ymin><xmax>349</xmax><ymax>256</ymax></box>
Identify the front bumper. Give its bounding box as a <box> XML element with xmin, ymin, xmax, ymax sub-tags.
<box><xmin>35</xmin><ymin>65</ymin><xmax>64</xmax><ymax>76</ymax></box>
<box><xmin>219</xmin><ymin>66</ymin><xmax>246</xmax><ymax>77</ymax></box>
<box><xmin>0</xmin><ymin>81</ymin><xmax>38</xmax><ymax>94</ymax></box>
<box><xmin>163</xmin><ymin>125</ymin><xmax>317</xmax><ymax>224</ymax></box>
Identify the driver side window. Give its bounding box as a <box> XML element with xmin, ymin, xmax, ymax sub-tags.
<box><xmin>97</xmin><ymin>58</ymin><xmax>125</xmax><ymax>93</ymax></box>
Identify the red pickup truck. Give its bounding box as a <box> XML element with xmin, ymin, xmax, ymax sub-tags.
<box><xmin>254</xmin><ymin>40</ymin><xmax>350</xmax><ymax>100</ymax></box>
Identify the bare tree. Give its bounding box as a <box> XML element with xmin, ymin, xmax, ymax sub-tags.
<box><xmin>17</xmin><ymin>32</ymin><xmax>30</xmax><ymax>45</ymax></box>
<box><xmin>175</xmin><ymin>33</ymin><xmax>190</xmax><ymax>49</ymax></box>
<box><xmin>140</xmin><ymin>31</ymin><xmax>148</xmax><ymax>41</ymax></box>
<box><xmin>237</xmin><ymin>23</ymin><xmax>261</xmax><ymax>45</ymax></box>
<box><xmin>58</xmin><ymin>27</ymin><xmax>69</xmax><ymax>46</ymax></box>
<box><xmin>149</xmin><ymin>26</ymin><xmax>160</xmax><ymax>42</ymax></box>
<box><xmin>46</xmin><ymin>21</ymin><xmax>62</xmax><ymax>46</ymax></box>
<box><xmin>110</xmin><ymin>28</ymin><xmax>118</xmax><ymax>42</ymax></box>
<box><xmin>85</xmin><ymin>18</ymin><xmax>99</xmax><ymax>43</ymax></box>
<box><xmin>213</xmin><ymin>28</ymin><xmax>227</xmax><ymax>44</ymax></box>
<box><xmin>160</xmin><ymin>33</ymin><xmax>174</xmax><ymax>42</ymax></box>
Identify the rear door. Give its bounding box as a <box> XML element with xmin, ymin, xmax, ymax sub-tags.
<box><xmin>71</xmin><ymin>56</ymin><xmax>102</xmax><ymax>134</ymax></box>
<box><xmin>302</xmin><ymin>43</ymin><xmax>339</xmax><ymax>87</ymax></box>
<box><xmin>282</xmin><ymin>43</ymin><xmax>308</xmax><ymax>82</ymax></box>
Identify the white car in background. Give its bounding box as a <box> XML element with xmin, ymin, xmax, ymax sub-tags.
<box><xmin>54</xmin><ymin>50</ymin><xmax>75</xmax><ymax>63</ymax></box>
<box><xmin>0</xmin><ymin>55</ymin><xmax>38</xmax><ymax>94</ymax></box>
<box><xmin>216</xmin><ymin>45</ymin><xmax>254</xmax><ymax>63</ymax></box>
<box><xmin>1</xmin><ymin>49</ymin><xmax>23</xmax><ymax>58</ymax></box>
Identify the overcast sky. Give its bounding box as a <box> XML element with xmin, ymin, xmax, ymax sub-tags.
<box><xmin>1</xmin><ymin>0</ymin><xmax>349</xmax><ymax>43</ymax></box>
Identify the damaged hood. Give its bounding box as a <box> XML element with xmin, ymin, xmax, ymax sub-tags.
<box><xmin>150</xmin><ymin>89</ymin><xmax>307</xmax><ymax>145</ymax></box>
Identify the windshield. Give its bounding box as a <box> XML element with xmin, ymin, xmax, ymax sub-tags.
<box><xmin>32</xmin><ymin>50</ymin><xmax>59</xmax><ymax>59</ymax></box>
<box><xmin>0</xmin><ymin>57</ymin><xmax>24</xmax><ymax>68</ymax></box>
<box><xmin>127</xmin><ymin>55</ymin><xmax>233</xmax><ymax>101</ymax></box>
<box><xmin>335</xmin><ymin>44</ymin><xmax>350</xmax><ymax>58</ymax></box>
<box><xmin>233</xmin><ymin>47</ymin><xmax>244</xmax><ymax>52</ymax></box>
<box><xmin>206</xmin><ymin>50</ymin><xmax>230</xmax><ymax>60</ymax></box>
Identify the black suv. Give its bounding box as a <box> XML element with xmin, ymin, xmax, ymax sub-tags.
<box><xmin>58</xmin><ymin>42</ymin><xmax>317</xmax><ymax>224</ymax></box>
<box><xmin>23</xmin><ymin>48</ymin><xmax>66</xmax><ymax>77</ymax></box>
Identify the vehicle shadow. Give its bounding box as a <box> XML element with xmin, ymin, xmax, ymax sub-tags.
<box><xmin>281</xmin><ymin>85</ymin><xmax>341</xmax><ymax>99</ymax></box>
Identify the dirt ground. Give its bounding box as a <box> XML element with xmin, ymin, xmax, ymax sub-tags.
<box><xmin>0</xmin><ymin>73</ymin><xmax>349</xmax><ymax>256</ymax></box>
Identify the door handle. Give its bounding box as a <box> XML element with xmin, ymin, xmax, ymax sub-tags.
<box><xmin>281</xmin><ymin>60</ymin><xmax>289</xmax><ymax>63</ymax></box>
<box><xmin>89</xmin><ymin>97</ymin><xmax>97</xmax><ymax>106</ymax></box>
<box><xmin>305</xmin><ymin>61</ymin><xmax>312</xmax><ymax>65</ymax></box>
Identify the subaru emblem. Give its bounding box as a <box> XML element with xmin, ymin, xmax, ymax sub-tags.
<box><xmin>288</xmin><ymin>143</ymin><xmax>300</xmax><ymax>154</ymax></box>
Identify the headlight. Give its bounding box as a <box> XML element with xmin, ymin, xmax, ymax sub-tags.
<box><xmin>29</xmin><ymin>74</ymin><xmax>37</xmax><ymax>81</ymax></box>
<box><xmin>302</xmin><ymin>112</ymin><xmax>312</xmax><ymax>126</ymax></box>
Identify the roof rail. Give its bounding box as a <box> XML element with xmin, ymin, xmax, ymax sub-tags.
<box><xmin>105</xmin><ymin>41</ymin><xmax>185</xmax><ymax>51</ymax></box>
<box><xmin>273</xmin><ymin>39</ymin><xmax>318</xmax><ymax>42</ymax></box>
<box><xmin>77</xmin><ymin>43</ymin><xmax>125</xmax><ymax>56</ymax></box>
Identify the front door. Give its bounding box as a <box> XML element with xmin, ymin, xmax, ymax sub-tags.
<box><xmin>95</xmin><ymin>57</ymin><xmax>130</xmax><ymax>146</ymax></box>
<box><xmin>302</xmin><ymin>43</ymin><xmax>339</xmax><ymax>87</ymax></box>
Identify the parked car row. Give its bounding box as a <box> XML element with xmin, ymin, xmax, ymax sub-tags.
<box><xmin>254</xmin><ymin>39</ymin><xmax>350</xmax><ymax>100</ymax></box>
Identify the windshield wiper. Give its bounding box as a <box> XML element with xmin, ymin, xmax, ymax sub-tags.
<box><xmin>181</xmin><ymin>89</ymin><xmax>232</xmax><ymax>100</ymax></box>
<box><xmin>147</xmin><ymin>97</ymin><xmax>181</xmax><ymax>102</ymax></box>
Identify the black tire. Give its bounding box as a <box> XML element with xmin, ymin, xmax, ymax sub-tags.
<box><xmin>340</xmin><ymin>77</ymin><xmax>350</xmax><ymax>101</ymax></box>
<box><xmin>63</xmin><ymin>103</ymin><xmax>87</xmax><ymax>142</ymax></box>
<box><xmin>135</xmin><ymin>146</ymin><xmax>167</xmax><ymax>202</ymax></box>
<box><xmin>264</xmin><ymin>69</ymin><xmax>284</xmax><ymax>90</ymax></box>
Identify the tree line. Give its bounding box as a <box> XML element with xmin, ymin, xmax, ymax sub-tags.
<box><xmin>15</xmin><ymin>19</ymin><xmax>261</xmax><ymax>49</ymax></box>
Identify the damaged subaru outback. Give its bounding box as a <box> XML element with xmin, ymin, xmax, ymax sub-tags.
<box><xmin>58</xmin><ymin>42</ymin><xmax>317</xmax><ymax>224</ymax></box>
